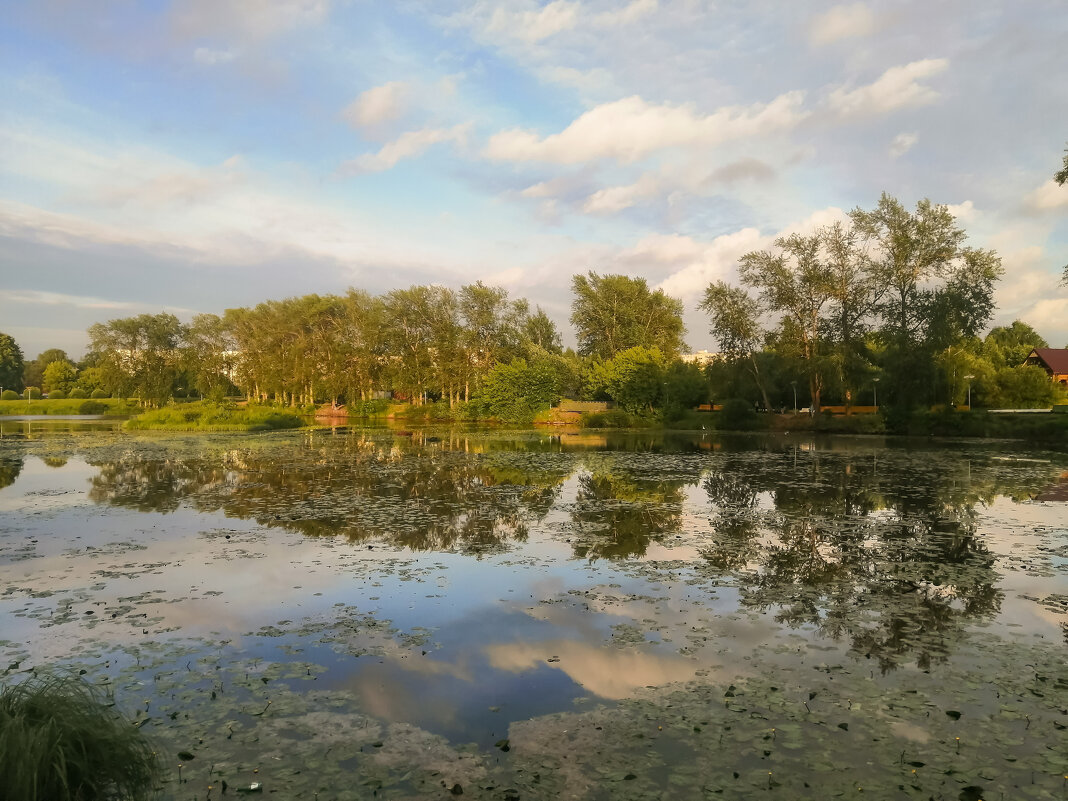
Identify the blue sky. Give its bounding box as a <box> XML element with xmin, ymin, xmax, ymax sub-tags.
<box><xmin>1</xmin><ymin>0</ymin><xmax>1066</xmax><ymax>358</ymax></box>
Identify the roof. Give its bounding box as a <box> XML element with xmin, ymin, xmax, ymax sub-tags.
<box><xmin>1026</xmin><ymin>348</ymin><xmax>1068</xmax><ymax>374</ymax></box>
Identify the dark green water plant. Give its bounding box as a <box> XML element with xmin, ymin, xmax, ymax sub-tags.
<box><xmin>0</xmin><ymin>674</ymin><xmax>160</xmax><ymax>801</ymax></box>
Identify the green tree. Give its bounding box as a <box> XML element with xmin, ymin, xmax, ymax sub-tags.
<box><xmin>1055</xmin><ymin>143</ymin><xmax>1068</xmax><ymax>186</ymax></box>
<box><xmin>42</xmin><ymin>360</ymin><xmax>78</xmax><ymax>394</ymax></box>
<box><xmin>522</xmin><ymin>306</ymin><xmax>562</xmax><ymax>354</ymax></box>
<box><xmin>850</xmin><ymin>194</ymin><xmax>1003</xmax><ymax>408</ymax></box>
<box><xmin>182</xmin><ymin>313</ymin><xmax>237</xmax><ymax>401</ymax></box>
<box><xmin>87</xmin><ymin>313</ymin><xmax>184</xmax><ymax>407</ymax></box>
<box><xmin>983</xmin><ymin>320</ymin><xmax>1048</xmax><ymax>370</ymax></box>
<box><xmin>0</xmin><ymin>332</ymin><xmax>25</xmax><ymax>392</ymax></box>
<box><xmin>587</xmin><ymin>346</ymin><xmax>667</xmax><ymax>414</ymax></box>
<box><xmin>23</xmin><ymin>348</ymin><xmax>69</xmax><ymax>390</ymax></box>
<box><xmin>471</xmin><ymin>357</ymin><xmax>563</xmax><ymax>421</ymax></box>
<box><xmin>698</xmin><ymin>281</ymin><xmax>771</xmax><ymax>410</ymax></box>
<box><xmin>570</xmin><ymin>272</ymin><xmax>686</xmax><ymax>360</ymax></box>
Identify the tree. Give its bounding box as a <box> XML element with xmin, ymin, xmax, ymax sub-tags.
<box><xmin>42</xmin><ymin>360</ymin><xmax>78</xmax><ymax>395</ymax></box>
<box><xmin>521</xmin><ymin>306</ymin><xmax>562</xmax><ymax>354</ymax></box>
<box><xmin>586</xmin><ymin>346</ymin><xmax>667</xmax><ymax>414</ymax></box>
<box><xmin>23</xmin><ymin>348</ymin><xmax>69</xmax><ymax>390</ymax></box>
<box><xmin>1055</xmin><ymin>143</ymin><xmax>1068</xmax><ymax>186</ymax></box>
<box><xmin>571</xmin><ymin>272</ymin><xmax>686</xmax><ymax>360</ymax></box>
<box><xmin>983</xmin><ymin>320</ymin><xmax>1048</xmax><ymax>369</ymax></box>
<box><xmin>738</xmin><ymin>232</ymin><xmax>836</xmax><ymax>412</ymax></box>
<box><xmin>459</xmin><ymin>282</ymin><xmax>524</xmax><ymax>400</ymax></box>
<box><xmin>183</xmin><ymin>313</ymin><xmax>236</xmax><ymax>401</ymax></box>
<box><xmin>0</xmin><ymin>332</ymin><xmax>24</xmax><ymax>392</ymax></box>
<box><xmin>698</xmin><ymin>281</ymin><xmax>771</xmax><ymax>410</ymax></box>
<box><xmin>850</xmin><ymin>194</ymin><xmax>1002</xmax><ymax>407</ymax></box>
<box><xmin>87</xmin><ymin>314</ymin><xmax>184</xmax><ymax>407</ymax></box>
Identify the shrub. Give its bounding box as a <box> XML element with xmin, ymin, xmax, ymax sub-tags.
<box><xmin>47</xmin><ymin>390</ymin><xmax>67</xmax><ymax>400</ymax></box>
<box><xmin>24</xmin><ymin>387</ymin><xmax>41</xmax><ymax>399</ymax></box>
<box><xmin>68</xmin><ymin>388</ymin><xmax>88</xmax><ymax>399</ymax></box>
<box><xmin>90</xmin><ymin>389</ymin><xmax>108</xmax><ymax>399</ymax></box>
<box><xmin>580</xmin><ymin>408</ymin><xmax>637</xmax><ymax>428</ymax></box>
<box><xmin>718</xmin><ymin>397</ymin><xmax>760</xmax><ymax>430</ymax></box>
<box><xmin>0</xmin><ymin>673</ymin><xmax>160</xmax><ymax>801</ymax></box>
<box><xmin>79</xmin><ymin>400</ymin><xmax>108</xmax><ymax>415</ymax></box>
<box><xmin>0</xmin><ymin>390</ymin><xmax>18</xmax><ymax>400</ymax></box>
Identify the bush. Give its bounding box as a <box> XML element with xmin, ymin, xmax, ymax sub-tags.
<box><xmin>68</xmin><ymin>388</ymin><xmax>88</xmax><ymax>399</ymax></box>
<box><xmin>0</xmin><ymin>390</ymin><xmax>18</xmax><ymax>400</ymax></box>
<box><xmin>580</xmin><ymin>408</ymin><xmax>639</xmax><ymax>428</ymax></box>
<box><xmin>78</xmin><ymin>400</ymin><xmax>108</xmax><ymax>415</ymax></box>
<box><xmin>47</xmin><ymin>390</ymin><xmax>66</xmax><ymax>400</ymax></box>
<box><xmin>0</xmin><ymin>673</ymin><xmax>160</xmax><ymax>801</ymax></box>
<box><xmin>24</xmin><ymin>387</ymin><xmax>41</xmax><ymax>399</ymax></box>
<box><xmin>718</xmin><ymin>398</ymin><xmax>761</xmax><ymax>431</ymax></box>
<box><xmin>90</xmin><ymin>389</ymin><xmax>108</xmax><ymax>399</ymax></box>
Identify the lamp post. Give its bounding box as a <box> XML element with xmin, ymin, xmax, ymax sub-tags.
<box><xmin>790</xmin><ymin>381</ymin><xmax>797</xmax><ymax>413</ymax></box>
<box><xmin>963</xmin><ymin>374</ymin><xmax>974</xmax><ymax>410</ymax></box>
<box><xmin>873</xmin><ymin>377</ymin><xmax>880</xmax><ymax>410</ymax></box>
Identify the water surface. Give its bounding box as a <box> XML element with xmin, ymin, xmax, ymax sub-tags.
<box><xmin>1</xmin><ymin>429</ymin><xmax>1065</xmax><ymax>799</ymax></box>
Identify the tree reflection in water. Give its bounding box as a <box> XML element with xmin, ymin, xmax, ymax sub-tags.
<box><xmin>81</xmin><ymin>432</ymin><xmax>1062</xmax><ymax>669</ymax></box>
<box><xmin>0</xmin><ymin>455</ymin><xmax>22</xmax><ymax>490</ymax></box>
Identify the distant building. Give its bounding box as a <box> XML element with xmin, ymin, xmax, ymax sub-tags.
<box><xmin>680</xmin><ymin>350</ymin><xmax>720</xmax><ymax>366</ymax></box>
<box><xmin>1024</xmin><ymin>348</ymin><xmax>1068</xmax><ymax>387</ymax></box>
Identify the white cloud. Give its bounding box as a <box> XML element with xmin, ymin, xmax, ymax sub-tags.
<box><xmin>343</xmin><ymin>82</ymin><xmax>410</xmax><ymax>130</ymax></box>
<box><xmin>829</xmin><ymin>58</ymin><xmax>948</xmax><ymax>117</ymax></box>
<box><xmin>193</xmin><ymin>47</ymin><xmax>237</xmax><ymax>65</ymax></box>
<box><xmin>889</xmin><ymin>131</ymin><xmax>918</xmax><ymax>157</ymax></box>
<box><xmin>0</xmin><ymin>289</ymin><xmax>194</xmax><ymax>314</ymax></box>
<box><xmin>340</xmin><ymin>125</ymin><xmax>470</xmax><ymax>174</ymax></box>
<box><xmin>644</xmin><ymin>229</ymin><xmax>766</xmax><ymax>299</ymax></box>
<box><xmin>485</xmin><ymin>92</ymin><xmax>808</xmax><ymax>164</ymax></box>
<box><xmin>945</xmin><ymin>200</ymin><xmax>977</xmax><ymax>221</ymax></box>
<box><xmin>809</xmin><ymin>3</ymin><xmax>875</xmax><ymax>46</ymax></box>
<box><xmin>170</xmin><ymin>0</ymin><xmax>329</xmax><ymax>43</ymax></box>
<box><xmin>486</xmin><ymin>0</ymin><xmax>580</xmax><ymax>43</ymax></box>
<box><xmin>583</xmin><ymin>173</ymin><xmax>661</xmax><ymax>213</ymax></box>
<box><xmin>1026</xmin><ymin>179</ymin><xmax>1068</xmax><ymax>210</ymax></box>
<box><xmin>595</xmin><ymin>0</ymin><xmax>658</xmax><ymax>27</ymax></box>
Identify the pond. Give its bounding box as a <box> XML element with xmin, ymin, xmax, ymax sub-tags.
<box><xmin>1</xmin><ymin>428</ymin><xmax>1066</xmax><ymax>799</ymax></box>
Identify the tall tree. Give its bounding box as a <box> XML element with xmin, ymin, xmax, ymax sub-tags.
<box><xmin>698</xmin><ymin>281</ymin><xmax>771</xmax><ymax>410</ymax></box>
<box><xmin>570</xmin><ymin>272</ymin><xmax>686</xmax><ymax>360</ymax></box>
<box><xmin>459</xmin><ymin>282</ymin><xmax>524</xmax><ymax>400</ymax></box>
<box><xmin>522</xmin><ymin>306</ymin><xmax>562</xmax><ymax>354</ymax></box>
<box><xmin>23</xmin><ymin>348</ymin><xmax>69</xmax><ymax>390</ymax></box>
<box><xmin>42</xmin><ymin>360</ymin><xmax>78</xmax><ymax>394</ymax></box>
<box><xmin>0</xmin><ymin>332</ymin><xmax>25</xmax><ymax>392</ymax></box>
<box><xmin>88</xmin><ymin>313</ymin><xmax>184</xmax><ymax>407</ymax></box>
<box><xmin>183</xmin><ymin>313</ymin><xmax>237</xmax><ymax>401</ymax></box>
<box><xmin>850</xmin><ymin>194</ymin><xmax>1002</xmax><ymax>406</ymax></box>
<box><xmin>738</xmin><ymin>232</ymin><xmax>836</xmax><ymax>411</ymax></box>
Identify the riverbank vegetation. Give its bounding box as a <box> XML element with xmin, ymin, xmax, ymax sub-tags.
<box><xmin>0</xmin><ymin>674</ymin><xmax>160</xmax><ymax>801</ymax></box>
<box><xmin>0</xmin><ymin>194</ymin><xmax>1065</xmax><ymax>432</ymax></box>
<box><xmin>124</xmin><ymin>402</ymin><xmax>304</xmax><ymax>432</ymax></box>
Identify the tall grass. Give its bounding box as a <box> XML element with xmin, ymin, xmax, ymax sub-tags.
<box><xmin>0</xmin><ymin>674</ymin><xmax>160</xmax><ymax>801</ymax></box>
<box><xmin>125</xmin><ymin>401</ymin><xmax>305</xmax><ymax>431</ymax></box>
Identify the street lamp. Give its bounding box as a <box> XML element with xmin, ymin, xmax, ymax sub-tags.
<box><xmin>790</xmin><ymin>381</ymin><xmax>797</xmax><ymax>413</ymax></box>
<box><xmin>873</xmin><ymin>377</ymin><xmax>880</xmax><ymax>410</ymax></box>
<box><xmin>963</xmin><ymin>374</ymin><xmax>975</xmax><ymax>410</ymax></box>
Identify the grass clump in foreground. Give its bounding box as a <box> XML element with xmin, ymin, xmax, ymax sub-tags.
<box><xmin>125</xmin><ymin>401</ymin><xmax>305</xmax><ymax>431</ymax></box>
<box><xmin>0</xmin><ymin>674</ymin><xmax>160</xmax><ymax>801</ymax></box>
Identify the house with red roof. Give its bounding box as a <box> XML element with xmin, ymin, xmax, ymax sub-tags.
<box><xmin>1024</xmin><ymin>348</ymin><xmax>1068</xmax><ymax>387</ymax></box>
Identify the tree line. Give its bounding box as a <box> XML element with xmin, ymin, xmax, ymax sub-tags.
<box><xmin>1</xmin><ymin>193</ymin><xmax>1064</xmax><ymax>416</ymax></box>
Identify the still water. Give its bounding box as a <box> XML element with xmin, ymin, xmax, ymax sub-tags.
<box><xmin>1</xmin><ymin>428</ymin><xmax>1066</xmax><ymax>799</ymax></box>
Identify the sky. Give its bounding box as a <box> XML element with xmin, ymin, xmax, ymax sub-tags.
<box><xmin>1</xmin><ymin>0</ymin><xmax>1066</xmax><ymax>360</ymax></box>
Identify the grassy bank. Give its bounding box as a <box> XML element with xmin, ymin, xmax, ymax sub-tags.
<box><xmin>126</xmin><ymin>402</ymin><xmax>306</xmax><ymax>432</ymax></box>
<box><xmin>0</xmin><ymin>398</ymin><xmax>137</xmax><ymax>416</ymax></box>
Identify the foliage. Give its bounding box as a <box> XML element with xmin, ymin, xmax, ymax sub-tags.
<box><xmin>68</xmin><ymin>387</ymin><xmax>88</xmax><ymax>399</ymax></box>
<box><xmin>91</xmin><ymin>389</ymin><xmax>109</xmax><ymax>399</ymax></box>
<box><xmin>47</xmin><ymin>390</ymin><xmax>67</xmax><ymax>399</ymax></box>
<box><xmin>1057</xmin><ymin>143</ymin><xmax>1068</xmax><ymax>186</ymax></box>
<box><xmin>88</xmin><ymin>313</ymin><xmax>184</xmax><ymax>407</ymax></box>
<box><xmin>717</xmin><ymin>397</ymin><xmax>762</xmax><ymax>430</ymax></box>
<box><xmin>470</xmin><ymin>357</ymin><xmax>564</xmax><ymax>421</ymax></box>
<box><xmin>586</xmin><ymin>346</ymin><xmax>668</xmax><ymax>414</ymax></box>
<box><xmin>24</xmin><ymin>386</ymin><xmax>42</xmax><ymax>399</ymax></box>
<box><xmin>579</xmin><ymin>408</ymin><xmax>643</xmax><ymax>428</ymax></box>
<box><xmin>43</xmin><ymin>360</ymin><xmax>78</xmax><ymax>394</ymax></box>
<box><xmin>0</xmin><ymin>397</ymin><xmax>134</xmax><ymax>415</ymax></box>
<box><xmin>125</xmin><ymin>402</ymin><xmax>305</xmax><ymax>431</ymax></box>
<box><xmin>0</xmin><ymin>673</ymin><xmax>160</xmax><ymax>801</ymax></box>
<box><xmin>21</xmin><ymin>348</ymin><xmax>69</xmax><ymax>390</ymax></box>
<box><xmin>983</xmin><ymin>320</ymin><xmax>1048</xmax><ymax>369</ymax></box>
<box><xmin>699</xmin><ymin>282</ymin><xmax>772</xmax><ymax>409</ymax></box>
<box><xmin>79</xmin><ymin>400</ymin><xmax>108</xmax><ymax>415</ymax></box>
<box><xmin>1</xmin><ymin>389</ymin><xmax>18</xmax><ymax>400</ymax></box>
<box><xmin>345</xmin><ymin>399</ymin><xmax>390</xmax><ymax>417</ymax></box>
<box><xmin>571</xmin><ymin>272</ymin><xmax>686</xmax><ymax>359</ymax></box>
<box><xmin>0</xmin><ymin>332</ymin><xmax>25</xmax><ymax>391</ymax></box>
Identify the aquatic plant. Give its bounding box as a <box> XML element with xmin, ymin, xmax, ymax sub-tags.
<box><xmin>0</xmin><ymin>674</ymin><xmax>160</xmax><ymax>801</ymax></box>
